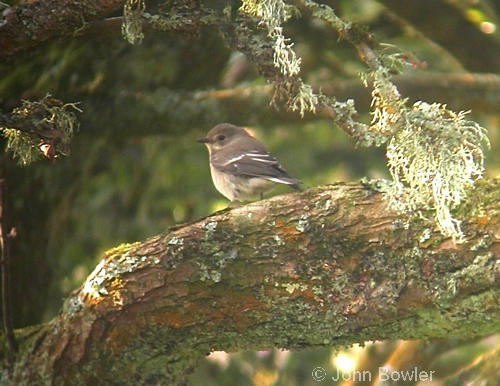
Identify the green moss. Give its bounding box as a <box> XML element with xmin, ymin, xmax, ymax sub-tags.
<box><xmin>105</xmin><ymin>242</ymin><xmax>141</xmax><ymax>258</ymax></box>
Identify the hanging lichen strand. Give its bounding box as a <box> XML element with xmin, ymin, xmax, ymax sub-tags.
<box><xmin>385</xmin><ymin>102</ymin><xmax>489</xmax><ymax>241</ymax></box>
<box><xmin>239</xmin><ymin>0</ymin><xmax>319</xmax><ymax>117</ymax></box>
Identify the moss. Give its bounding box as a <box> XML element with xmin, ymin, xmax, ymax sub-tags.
<box><xmin>104</xmin><ymin>242</ymin><xmax>141</xmax><ymax>258</ymax></box>
<box><xmin>79</xmin><ymin>242</ymin><xmax>160</xmax><ymax>301</ymax></box>
<box><xmin>435</xmin><ymin>252</ymin><xmax>498</xmax><ymax>308</ymax></box>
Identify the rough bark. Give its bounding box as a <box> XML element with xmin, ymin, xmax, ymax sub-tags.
<box><xmin>8</xmin><ymin>181</ymin><xmax>500</xmax><ymax>385</ymax></box>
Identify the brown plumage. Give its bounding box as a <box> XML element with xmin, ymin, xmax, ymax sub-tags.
<box><xmin>198</xmin><ymin>123</ymin><xmax>302</xmax><ymax>202</ymax></box>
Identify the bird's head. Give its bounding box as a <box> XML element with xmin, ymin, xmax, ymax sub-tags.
<box><xmin>197</xmin><ymin>123</ymin><xmax>253</xmax><ymax>152</ymax></box>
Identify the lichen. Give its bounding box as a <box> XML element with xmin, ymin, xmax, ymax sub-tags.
<box><xmin>239</xmin><ymin>0</ymin><xmax>321</xmax><ymax>117</ymax></box>
<box><xmin>289</xmin><ymin>83</ymin><xmax>318</xmax><ymax>117</ymax></box>
<box><xmin>210</xmin><ymin>270</ymin><xmax>222</xmax><ymax>282</ymax></box>
<box><xmin>122</xmin><ymin>0</ymin><xmax>146</xmax><ymax>44</ymax></box>
<box><xmin>202</xmin><ymin>221</ymin><xmax>218</xmax><ymax>235</ymax></box>
<box><xmin>419</xmin><ymin>228</ymin><xmax>432</xmax><ymax>244</ymax></box>
<box><xmin>384</xmin><ymin>102</ymin><xmax>489</xmax><ymax>241</ymax></box>
<box><xmin>273</xmin><ymin>235</ymin><xmax>285</xmax><ymax>246</ymax></box>
<box><xmin>369</xmin><ymin>68</ymin><xmax>407</xmax><ymax>138</ymax></box>
<box><xmin>63</xmin><ymin>295</ymin><xmax>85</xmax><ymax>320</ymax></box>
<box><xmin>282</xmin><ymin>282</ymin><xmax>307</xmax><ymax>293</ymax></box>
<box><xmin>81</xmin><ymin>243</ymin><xmax>158</xmax><ymax>300</ymax></box>
<box><xmin>435</xmin><ymin>252</ymin><xmax>499</xmax><ymax>308</ymax></box>
<box><xmin>216</xmin><ymin>249</ymin><xmax>238</xmax><ymax>268</ymax></box>
<box><xmin>296</xmin><ymin>215</ymin><xmax>309</xmax><ymax>232</ymax></box>
<box><xmin>2</xmin><ymin>95</ymin><xmax>81</xmax><ymax>166</ymax></box>
<box><xmin>167</xmin><ymin>236</ymin><xmax>184</xmax><ymax>246</ymax></box>
<box><xmin>197</xmin><ymin>262</ymin><xmax>212</xmax><ymax>282</ymax></box>
<box><xmin>240</xmin><ymin>0</ymin><xmax>301</xmax><ymax>78</ymax></box>
<box><xmin>197</xmin><ymin>240</ymin><xmax>237</xmax><ymax>282</ymax></box>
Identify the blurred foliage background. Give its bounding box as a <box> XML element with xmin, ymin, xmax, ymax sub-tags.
<box><xmin>2</xmin><ymin>0</ymin><xmax>500</xmax><ymax>384</ymax></box>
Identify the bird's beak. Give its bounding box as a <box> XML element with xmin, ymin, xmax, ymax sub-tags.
<box><xmin>197</xmin><ymin>137</ymin><xmax>209</xmax><ymax>143</ymax></box>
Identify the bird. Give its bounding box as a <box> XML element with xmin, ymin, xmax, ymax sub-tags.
<box><xmin>197</xmin><ymin>123</ymin><xmax>302</xmax><ymax>203</ymax></box>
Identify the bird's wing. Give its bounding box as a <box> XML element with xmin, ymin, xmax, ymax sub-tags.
<box><xmin>212</xmin><ymin>150</ymin><xmax>302</xmax><ymax>186</ymax></box>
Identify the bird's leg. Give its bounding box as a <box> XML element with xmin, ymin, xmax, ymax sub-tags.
<box><xmin>226</xmin><ymin>200</ymin><xmax>243</xmax><ymax>209</ymax></box>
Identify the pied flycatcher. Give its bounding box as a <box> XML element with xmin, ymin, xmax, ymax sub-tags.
<box><xmin>198</xmin><ymin>123</ymin><xmax>302</xmax><ymax>203</ymax></box>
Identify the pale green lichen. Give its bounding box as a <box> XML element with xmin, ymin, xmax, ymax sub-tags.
<box><xmin>82</xmin><ymin>260</ymin><xmax>109</xmax><ymax>298</ymax></box>
<box><xmin>302</xmin><ymin>0</ymin><xmax>349</xmax><ymax>32</ymax></box>
<box><xmin>2</xmin><ymin>127</ymin><xmax>41</xmax><ymax>166</ymax></box>
<box><xmin>437</xmin><ymin>252</ymin><xmax>498</xmax><ymax>307</ymax></box>
<box><xmin>378</xmin><ymin>45</ymin><xmax>409</xmax><ymax>74</ymax></box>
<box><xmin>122</xmin><ymin>0</ymin><xmax>146</xmax><ymax>44</ymax></box>
<box><xmin>282</xmin><ymin>282</ymin><xmax>308</xmax><ymax>293</ymax></box>
<box><xmin>197</xmin><ymin>248</ymin><xmax>237</xmax><ymax>282</ymax></box>
<box><xmin>2</xmin><ymin>95</ymin><xmax>81</xmax><ymax>166</ymax></box>
<box><xmin>239</xmin><ymin>0</ymin><xmax>320</xmax><ymax>117</ymax></box>
<box><xmin>81</xmin><ymin>243</ymin><xmax>157</xmax><ymax>299</ymax></box>
<box><xmin>241</xmin><ymin>0</ymin><xmax>301</xmax><ymax>76</ymax></box>
<box><xmin>215</xmin><ymin>249</ymin><xmax>238</xmax><ymax>268</ymax></box>
<box><xmin>167</xmin><ymin>236</ymin><xmax>184</xmax><ymax>246</ymax></box>
<box><xmin>364</xmin><ymin>61</ymin><xmax>489</xmax><ymax>241</ymax></box>
<box><xmin>369</xmin><ymin>68</ymin><xmax>407</xmax><ymax>138</ymax></box>
<box><xmin>385</xmin><ymin>101</ymin><xmax>489</xmax><ymax>241</ymax></box>
<box><xmin>419</xmin><ymin>228</ymin><xmax>432</xmax><ymax>244</ymax></box>
<box><xmin>272</xmin><ymin>28</ymin><xmax>301</xmax><ymax>77</ymax></box>
<box><xmin>273</xmin><ymin>235</ymin><xmax>285</xmax><ymax>246</ymax></box>
<box><xmin>197</xmin><ymin>262</ymin><xmax>212</xmax><ymax>282</ymax></box>
<box><xmin>470</xmin><ymin>236</ymin><xmax>491</xmax><ymax>252</ymax></box>
<box><xmin>64</xmin><ymin>295</ymin><xmax>85</xmax><ymax>320</ymax></box>
<box><xmin>240</xmin><ymin>0</ymin><xmax>296</xmax><ymax>29</ymax></box>
<box><xmin>289</xmin><ymin>83</ymin><xmax>318</xmax><ymax>117</ymax></box>
<box><xmin>296</xmin><ymin>215</ymin><xmax>309</xmax><ymax>232</ymax></box>
<box><xmin>311</xmin><ymin>285</ymin><xmax>323</xmax><ymax>296</ymax></box>
<box><xmin>202</xmin><ymin>221</ymin><xmax>218</xmax><ymax>235</ymax></box>
<box><xmin>210</xmin><ymin>271</ymin><xmax>222</xmax><ymax>282</ymax></box>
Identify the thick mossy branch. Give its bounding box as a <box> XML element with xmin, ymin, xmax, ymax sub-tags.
<box><xmin>10</xmin><ymin>182</ymin><xmax>500</xmax><ymax>385</ymax></box>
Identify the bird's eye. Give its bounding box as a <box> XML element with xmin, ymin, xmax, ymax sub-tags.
<box><xmin>217</xmin><ymin>134</ymin><xmax>226</xmax><ymax>141</ymax></box>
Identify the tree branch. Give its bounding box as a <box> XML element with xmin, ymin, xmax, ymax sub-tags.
<box><xmin>10</xmin><ymin>181</ymin><xmax>500</xmax><ymax>385</ymax></box>
<box><xmin>0</xmin><ymin>0</ymin><xmax>126</xmax><ymax>60</ymax></box>
<box><xmin>93</xmin><ymin>72</ymin><xmax>500</xmax><ymax>137</ymax></box>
